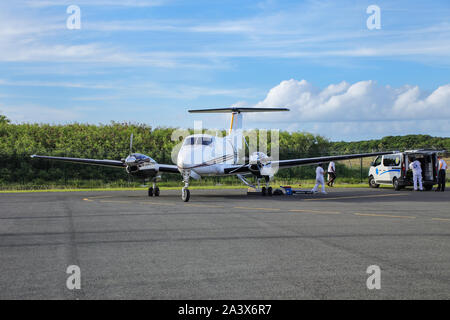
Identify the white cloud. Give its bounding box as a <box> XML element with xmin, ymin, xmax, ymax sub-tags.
<box><xmin>0</xmin><ymin>104</ymin><xmax>82</xmax><ymax>123</ymax></box>
<box><xmin>254</xmin><ymin>79</ymin><xmax>450</xmax><ymax>122</ymax></box>
<box><xmin>246</xmin><ymin>79</ymin><xmax>450</xmax><ymax>140</ymax></box>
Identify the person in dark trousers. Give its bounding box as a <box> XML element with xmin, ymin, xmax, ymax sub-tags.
<box><xmin>436</xmin><ymin>156</ymin><xmax>447</xmax><ymax>192</ymax></box>
<box><xmin>327</xmin><ymin>161</ymin><xmax>336</xmax><ymax>187</ymax></box>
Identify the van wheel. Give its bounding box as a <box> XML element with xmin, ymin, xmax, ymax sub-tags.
<box><xmin>369</xmin><ymin>176</ymin><xmax>379</xmax><ymax>188</ymax></box>
<box><xmin>393</xmin><ymin>178</ymin><xmax>401</xmax><ymax>191</ymax></box>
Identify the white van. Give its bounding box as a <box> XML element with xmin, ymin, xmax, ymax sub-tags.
<box><xmin>368</xmin><ymin>150</ymin><xmax>439</xmax><ymax>191</ymax></box>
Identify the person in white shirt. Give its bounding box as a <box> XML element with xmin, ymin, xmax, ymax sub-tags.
<box><xmin>311</xmin><ymin>164</ymin><xmax>327</xmax><ymax>194</ymax></box>
<box><xmin>327</xmin><ymin>161</ymin><xmax>336</xmax><ymax>187</ymax></box>
<box><xmin>436</xmin><ymin>156</ymin><xmax>447</xmax><ymax>192</ymax></box>
<box><xmin>409</xmin><ymin>158</ymin><xmax>423</xmax><ymax>191</ymax></box>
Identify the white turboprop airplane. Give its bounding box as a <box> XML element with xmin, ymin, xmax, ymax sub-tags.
<box><xmin>31</xmin><ymin>108</ymin><xmax>392</xmax><ymax>201</ymax></box>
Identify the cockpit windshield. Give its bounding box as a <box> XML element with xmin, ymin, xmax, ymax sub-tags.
<box><xmin>132</xmin><ymin>153</ymin><xmax>150</xmax><ymax>161</ymax></box>
<box><xmin>183</xmin><ymin>136</ymin><xmax>214</xmax><ymax>146</ymax></box>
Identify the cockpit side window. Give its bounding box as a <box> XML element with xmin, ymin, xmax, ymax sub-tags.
<box><xmin>183</xmin><ymin>137</ymin><xmax>196</xmax><ymax>146</ymax></box>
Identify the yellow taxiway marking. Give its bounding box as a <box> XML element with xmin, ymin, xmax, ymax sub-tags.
<box><xmin>186</xmin><ymin>204</ymin><xmax>225</xmax><ymax>208</ymax></box>
<box><xmin>353</xmin><ymin>212</ymin><xmax>416</xmax><ymax>219</ymax></box>
<box><xmin>233</xmin><ymin>206</ymin><xmax>281</xmax><ymax>211</ymax></box>
<box><xmin>288</xmin><ymin>209</ymin><xmax>341</xmax><ymax>215</ymax></box>
<box><xmin>99</xmin><ymin>200</ymin><xmax>133</xmax><ymax>204</ymax></box>
<box><xmin>82</xmin><ymin>198</ymin><xmax>93</xmax><ymax>202</ymax></box>
<box><xmin>304</xmin><ymin>193</ymin><xmax>406</xmax><ymax>201</ymax></box>
<box><xmin>138</xmin><ymin>201</ymin><xmax>177</xmax><ymax>206</ymax></box>
<box><xmin>431</xmin><ymin>218</ymin><xmax>450</xmax><ymax>222</ymax></box>
<box><xmin>86</xmin><ymin>195</ymin><xmax>114</xmax><ymax>199</ymax></box>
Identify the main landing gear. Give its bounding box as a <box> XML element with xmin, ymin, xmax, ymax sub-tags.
<box><xmin>258</xmin><ymin>177</ymin><xmax>273</xmax><ymax>196</ymax></box>
<box><xmin>181</xmin><ymin>170</ymin><xmax>190</xmax><ymax>202</ymax></box>
<box><xmin>148</xmin><ymin>181</ymin><xmax>160</xmax><ymax>197</ymax></box>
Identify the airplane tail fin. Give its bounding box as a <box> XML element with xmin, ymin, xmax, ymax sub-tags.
<box><xmin>188</xmin><ymin>107</ymin><xmax>289</xmax><ymax>134</ymax></box>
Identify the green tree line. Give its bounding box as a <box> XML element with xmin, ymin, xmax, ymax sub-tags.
<box><xmin>0</xmin><ymin>115</ymin><xmax>448</xmax><ymax>188</ymax></box>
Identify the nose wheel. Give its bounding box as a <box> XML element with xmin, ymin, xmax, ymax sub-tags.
<box><xmin>181</xmin><ymin>170</ymin><xmax>191</xmax><ymax>202</ymax></box>
<box><xmin>182</xmin><ymin>187</ymin><xmax>190</xmax><ymax>202</ymax></box>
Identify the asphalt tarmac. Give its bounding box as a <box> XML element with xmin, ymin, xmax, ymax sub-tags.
<box><xmin>0</xmin><ymin>187</ymin><xmax>449</xmax><ymax>299</ymax></box>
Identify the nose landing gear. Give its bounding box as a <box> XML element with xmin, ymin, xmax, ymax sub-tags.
<box><xmin>181</xmin><ymin>170</ymin><xmax>191</xmax><ymax>202</ymax></box>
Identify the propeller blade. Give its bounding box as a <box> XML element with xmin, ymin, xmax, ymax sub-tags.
<box><xmin>129</xmin><ymin>133</ymin><xmax>133</xmax><ymax>154</ymax></box>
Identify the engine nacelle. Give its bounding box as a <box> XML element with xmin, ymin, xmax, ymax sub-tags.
<box><xmin>125</xmin><ymin>153</ymin><xmax>159</xmax><ymax>179</ymax></box>
<box><xmin>249</xmin><ymin>152</ymin><xmax>271</xmax><ymax>165</ymax></box>
<box><xmin>248</xmin><ymin>152</ymin><xmax>274</xmax><ymax>179</ymax></box>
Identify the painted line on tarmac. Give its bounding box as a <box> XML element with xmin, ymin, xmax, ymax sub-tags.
<box><xmin>100</xmin><ymin>200</ymin><xmax>133</xmax><ymax>204</ymax></box>
<box><xmin>233</xmin><ymin>206</ymin><xmax>281</xmax><ymax>211</ymax></box>
<box><xmin>353</xmin><ymin>212</ymin><xmax>416</xmax><ymax>219</ymax></box>
<box><xmin>84</xmin><ymin>195</ymin><xmax>448</xmax><ymax>223</ymax></box>
<box><xmin>186</xmin><ymin>204</ymin><xmax>225</xmax><ymax>208</ymax></box>
<box><xmin>138</xmin><ymin>201</ymin><xmax>177</xmax><ymax>206</ymax></box>
<box><xmin>87</xmin><ymin>195</ymin><xmax>114</xmax><ymax>199</ymax></box>
<box><xmin>288</xmin><ymin>209</ymin><xmax>341</xmax><ymax>215</ymax></box>
<box><xmin>304</xmin><ymin>193</ymin><xmax>407</xmax><ymax>201</ymax></box>
<box><xmin>431</xmin><ymin>218</ymin><xmax>450</xmax><ymax>222</ymax></box>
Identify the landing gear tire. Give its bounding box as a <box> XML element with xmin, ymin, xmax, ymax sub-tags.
<box><xmin>182</xmin><ymin>187</ymin><xmax>190</xmax><ymax>202</ymax></box>
<box><xmin>267</xmin><ymin>187</ymin><xmax>273</xmax><ymax>196</ymax></box>
<box><xmin>148</xmin><ymin>187</ymin><xmax>153</xmax><ymax>197</ymax></box>
<box><xmin>154</xmin><ymin>187</ymin><xmax>160</xmax><ymax>196</ymax></box>
<box><xmin>261</xmin><ymin>187</ymin><xmax>266</xmax><ymax>196</ymax></box>
<box><xmin>369</xmin><ymin>176</ymin><xmax>379</xmax><ymax>188</ymax></box>
<box><xmin>424</xmin><ymin>184</ymin><xmax>433</xmax><ymax>191</ymax></box>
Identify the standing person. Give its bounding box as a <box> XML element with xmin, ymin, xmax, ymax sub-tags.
<box><xmin>409</xmin><ymin>158</ymin><xmax>423</xmax><ymax>191</ymax></box>
<box><xmin>436</xmin><ymin>155</ymin><xmax>447</xmax><ymax>192</ymax></box>
<box><xmin>311</xmin><ymin>163</ymin><xmax>327</xmax><ymax>194</ymax></box>
<box><xmin>327</xmin><ymin>161</ymin><xmax>336</xmax><ymax>187</ymax></box>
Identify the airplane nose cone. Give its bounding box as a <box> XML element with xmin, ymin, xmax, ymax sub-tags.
<box><xmin>177</xmin><ymin>146</ymin><xmax>203</xmax><ymax>169</ymax></box>
<box><xmin>177</xmin><ymin>148</ymin><xmax>191</xmax><ymax>169</ymax></box>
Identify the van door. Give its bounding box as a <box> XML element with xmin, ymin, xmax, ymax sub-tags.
<box><xmin>372</xmin><ymin>156</ymin><xmax>385</xmax><ymax>183</ymax></box>
<box><xmin>420</xmin><ymin>153</ymin><xmax>434</xmax><ymax>181</ymax></box>
<box><xmin>380</xmin><ymin>154</ymin><xmax>402</xmax><ymax>183</ymax></box>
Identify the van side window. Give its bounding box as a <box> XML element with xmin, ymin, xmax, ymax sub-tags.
<box><xmin>383</xmin><ymin>155</ymin><xmax>401</xmax><ymax>167</ymax></box>
<box><xmin>373</xmin><ymin>156</ymin><xmax>382</xmax><ymax>166</ymax></box>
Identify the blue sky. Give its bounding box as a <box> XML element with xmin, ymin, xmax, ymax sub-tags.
<box><xmin>0</xmin><ymin>0</ymin><xmax>449</xmax><ymax>141</ymax></box>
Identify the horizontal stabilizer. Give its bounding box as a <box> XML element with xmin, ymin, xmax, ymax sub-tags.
<box><xmin>188</xmin><ymin>107</ymin><xmax>289</xmax><ymax>113</ymax></box>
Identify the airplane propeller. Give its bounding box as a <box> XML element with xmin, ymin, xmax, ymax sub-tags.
<box><xmin>123</xmin><ymin>133</ymin><xmax>137</xmax><ymax>165</ymax></box>
<box><xmin>130</xmin><ymin>133</ymin><xmax>134</xmax><ymax>155</ymax></box>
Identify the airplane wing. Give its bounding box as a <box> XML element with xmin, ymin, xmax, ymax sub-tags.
<box><xmin>31</xmin><ymin>155</ymin><xmax>125</xmax><ymax>168</ymax></box>
<box><xmin>272</xmin><ymin>151</ymin><xmax>393</xmax><ymax>169</ymax></box>
<box><xmin>224</xmin><ymin>151</ymin><xmax>392</xmax><ymax>174</ymax></box>
<box><xmin>31</xmin><ymin>154</ymin><xmax>180</xmax><ymax>173</ymax></box>
<box><xmin>158</xmin><ymin>164</ymin><xmax>179</xmax><ymax>173</ymax></box>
